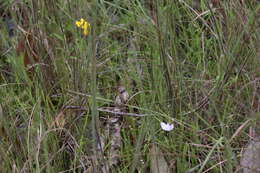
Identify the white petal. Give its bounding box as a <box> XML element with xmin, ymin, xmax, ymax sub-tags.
<box><xmin>160</xmin><ymin>122</ymin><xmax>174</xmax><ymax>131</ymax></box>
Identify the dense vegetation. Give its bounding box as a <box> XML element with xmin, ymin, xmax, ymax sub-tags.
<box><xmin>0</xmin><ymin>0</ymin><xmax>259</xmax><ymax>172</ymax></box>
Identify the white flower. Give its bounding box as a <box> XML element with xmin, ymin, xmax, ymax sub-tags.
<box><xmin>160</xmin><ymin>122</ymin><xmax>174</xmax><ymax>131</ymax></box>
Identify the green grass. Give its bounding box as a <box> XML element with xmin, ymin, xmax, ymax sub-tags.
<box><xmin>0</xmin><ymin>0</ymin><xmax>259</xmax><ymax>172</ymax></box>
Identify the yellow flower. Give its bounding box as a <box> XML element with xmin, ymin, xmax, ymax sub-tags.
<box><xmin>75</xmin><ymin>18</ymin><xmax>90</xmax><ymax>36</ymax></box>
<box><xmin>75</xmin><ymin>18</ymin><xmax>84</xmax><ymax>27</ymax></box>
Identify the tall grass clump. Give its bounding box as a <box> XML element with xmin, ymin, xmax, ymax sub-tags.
<box><xmin>0</xmin><ymin>0</ymin><xmax>259</xmax><ymax>172</ymax></box>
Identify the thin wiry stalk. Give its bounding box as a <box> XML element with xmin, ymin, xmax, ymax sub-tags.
<box><xmin>90</xmin><ymin>1</ymin><xmax>103</xmax><ymax>172</ymax></box>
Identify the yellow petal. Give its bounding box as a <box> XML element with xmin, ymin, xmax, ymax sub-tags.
<box><xmin>82</xmin><ymin>22</ymin><xmax>87</xmax><ymax>30</ymax></box>
<box><xmin>80</xmin><ymin>18</ymin><xmax>85</xmax><ymax>24</ymax></box>
<box><xmin>75</xmin><ymin>21</ymin><xmax>81</xmax><ymax>27</ymax></box>
<box><xmin>83</xmin><ymin>29</ymin><xmax>89</xmax><ymax>36</ymax></box>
